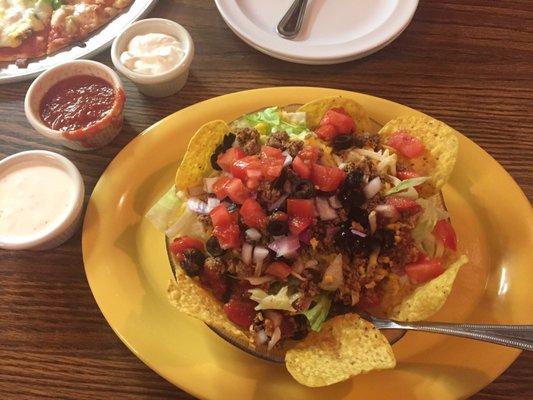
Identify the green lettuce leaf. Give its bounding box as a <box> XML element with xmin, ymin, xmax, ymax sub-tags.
<box><xmin>249</xmin><ymin>286</ymin><xmax>301</xmax><ymax>312</ymax></box>
<box><xmin>411</xmin><ymin>196</ymin><xmax>449</xmax><ymax>243</ymax></box>
<box><xmin>301</xmin><ymin>294</ymin><xmax>332</xmax><ymax>332</ymax></box>
<box><xmin>241</xmin><ymin>107</ymin><xmax>309</xmax><ymax>138</ymax></box>
<box><xmin>145</xmin><ymin>187</ymin><xmax>185</xmax><ymax>232</ymax></box>
<box><xmin>386</xmin><ymin>176</ymin><xmax>429</xmax><ymax>196</ymax></box>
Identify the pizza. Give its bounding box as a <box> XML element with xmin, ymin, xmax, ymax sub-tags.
<box><xmin>0</xmin><ymin>0</ymin><xmax>134</xmax><ymax>62</ymax></box>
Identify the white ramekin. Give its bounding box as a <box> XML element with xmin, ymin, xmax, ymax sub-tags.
<box><xmin>111</xmin><ymin>18</ymin><xmax>194</xmax><ymax>97</ymax></box>
<box><xmin>0</xmin><ymin>151</ymin><xmax>85</xmax><ymax>251</ymax></box>
<box><xmin>25</xmin><ymin>60</ymin><xmax>125</xmax><ymax>151</ymax></box>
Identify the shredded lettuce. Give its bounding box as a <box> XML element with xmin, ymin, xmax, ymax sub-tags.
<box><xmin>145</xmin><ymin>187</ymin><xmax>185</xmax><ymax>231</ymax></box>
<box><xmin>165</xmin><ymin>207</ymin><xmax>208</xmax><ymax>240</ymax></box>
<box><xmin>239</xmin><ymin>107</ymin><xmax>310</xmax><ymax>139</ymax></box>
<box><xmin>249</xmin><ymin>286</ymin><xmax>301</xmax><ymax>312</ymax></box>
<box><xmin>386</xmin><ymin>176</ymin><xmax>429</xmax><ymax>196</ymax></box>
<box><xmin>411</xmin><ymin>196</ymin><xmax>449</xmax><ymax>243</ymax></box>
<box><xmin>301</xmin><ymin>294</ymin><xmax>332</xmax><ymax>332</ymax></box>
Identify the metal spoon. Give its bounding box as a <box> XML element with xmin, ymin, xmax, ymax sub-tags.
<box><xmin>362</xmin><ymin>312</ymin><xmax>533</xmax><ymax>351</ymax></box>
<box><xmin>277</xmin><ymin>0</ymin><xmax>308</xmax><ymax>39</ymax></box>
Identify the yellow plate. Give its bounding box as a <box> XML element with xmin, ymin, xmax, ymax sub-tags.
<box><xmin>82</xmin><ymin>87</ymin><xmax>532</xmax><ymax>400</ymax></box>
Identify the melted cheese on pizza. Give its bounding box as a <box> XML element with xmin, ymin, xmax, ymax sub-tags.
<box><xmin>0</xmin><ymin>0</ymin><xmax>52</xmax><ymax>47</ymax></box>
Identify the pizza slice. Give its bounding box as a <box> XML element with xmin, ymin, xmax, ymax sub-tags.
<box><xmin>47</xmin><ymin>0</ymin><xmax>133</xmax><ymax>55</ymax></box>
<box><xmin>0</xmin><ymin>0</ymin><xmax>54</xmax><ymax>61</ymax></box>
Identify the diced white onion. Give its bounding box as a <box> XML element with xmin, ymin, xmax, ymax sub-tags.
<box><xmin>328</xmin><ymin>195</ymin><xmax>343</xmax><ymax>209</ymax></box>
<box><xmin>268</xmin><ymin>326</ymin><xmax>282</xmax><ymax>351</ymax></box>
<box><xmin>375</xmin><ymin>204</ymin><xmax>400</xmax><ymax>220</ymax></box>
<box><xmin>206</xmin><ymin>197</ymin><xmax>220</xmax><ymax>212</ymax></box>
<box><xmin>268</xmin><ymin>236</ymin><xmax>300</xmax><ymax>257</ymax></box>
<box><xmin>186</xmin><ymin>198</ymin><xmax>209</xmax><ymax>214</ymax></box>
<box><xmin>351</xmin><ymin>229</ymin><xmax>367</xmax><ymax>238</ymax></box>
<box><xmin>188</xmin><ymin>186</ymin><xmax>205</xmax><ymax>196</ymax></box>
<box><xmin>282</xmin><ymin>151</ymin><xmax>293</xmax><ymax>167</ymax></box>
<box><xmin>242</xmin><ymin>243</ymin><xmax>253</xmax><ymax>265</ymax></box>
<box><xmin>245</xmin><ymin>228</ymin><xmax>262</xmax><ymax>241</ymax></box>
<box><xmin>363</xmin><ymin>176</ymin><xmax>382</xmax><ymax>199</ymax></box>
<box><xmin>204</xmin><ymin>178</ymin><xmax>218</xmax><ymax>193</ymax></box>
<box><xmin>319</xmin><ymin>254</ymin><xmax>343</xmax><ymax>291</ymax></box>
<box><xmin>253</xmin><ymin>246</ymin><xmax>269</xmax><ymax>276</ymax></box>
<box><xmin>315</xmin><ymin>197</ymin><xmax>337</xmax><ymax>221</ymax></box>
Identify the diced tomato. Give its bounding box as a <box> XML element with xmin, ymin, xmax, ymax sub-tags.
<box><xmin>319</xmin><ymin>107</ymin><xmax>355</xmax><ymax>136</ymax></box>
<box><xmin>231</xmin><ymin>279</ymin><xmax>253</xmax><ymax>300</ymax></box>
<box><xmin>213</xmin><ymin>222</ymin><xmax>241</xmax><ymax>249</ymax></box>
<box><xmin>223</xmin><ymin>297</ymin><xmax>256</xmax><ymax>328</ymax></box>
<box><xmin>311</xmin><ymin>164</ymin><xmax>346</xmax><ymax>192</ymax></box>
<box><xmin>225</xmin><ymin>178</ymin><xmax>250</xmax><ymax>204</ymax></box>
<box><xmin>433</xmin><ymin>219</ymin><xmax>457</xmax><ymax>251</ymax></box>
<box><xmin>239</xmin><ymin>198</ymin><xmax>267</xmax><ymax>229</ymax></box>
<box><xmin>210</xmin><ymin>204</ymin><xmax>241</xmax><ymax>249</ymax></box>
<box><xmin>260</xmin><ymin>145</ymin><xmax>284</xmax><ymax>181</ymax></box>
<box><xmin>210</xmin><ymin>204</ymin><xmax>237</xmax><ymax>226</ymax></box>
<box><xmin>170</xmin><ymin>236</ymin><xmax>204</xmax><ymax>261</ymax></box>
<box><xmin>292</xmin><ymin>156</ymin><xmax>311</xmax><ymax>179</ymax></box>
<box><xmin>316</xmin><ymin>123</ymin><xmax>338</xmax><ymax>141</ymax></box>
<box><xmin>287</xmin><ymin>199</ymin><xmax>315</xmax><ymax>235</ymax></box>
<box><xmin>212</xmin><ymin>176</ymin><xmax>232</xmax><ymax>200</ymax></box>
<box><xmin>405</xmin><ymin>258</ymin><xmax>444</xmax><ymax>284</ymax></box>
<box><xmin>287</xmin><ymin>199</ymin><xmax>315</xmax><ymax>218</ymax></box>
<box><xmin>358</xmin><ymin>290</ymin><xmax>382</xmax><ymax>310</ymax></box>
<box><xmin>231</xmin><ymin>155</ymin><xmax>261</xmax><ymax>179</ymax></box>
<box><xmin>397</xmin><ymin>170</ymin><xmax>421</xmax><ymax>180</ymax></box>
<box><xmin>292</xmin><ymin>145</ymin><xmax>320</xmax><ymax>179</ymax></box>
<box><xmin>265</xmin><ymin>261</ymin><xmax>292</xmax><ymax>279</ymax></box>
<box><xmin>387</xmin><ymin>131</ymin><xmax>425</xmax><ymax>158</ymax></box>
<box><xmin>217</xmin><ymin>147</ymin><xmax>246</xmax><ymax>171</ymax></box>
<box><xmin>200</xmin><ymin>269</ymin><xmax>228</xmax><ymax>301</ymax></box>
<box><xmin>299</xmin><ymin>145</ymin><xmax>320</xmax><ymax>163</ymax></box>
<box><xmin>386</xmin><ymin>196</ymin><xmax>422</xmax><ymax>213</ymax></box>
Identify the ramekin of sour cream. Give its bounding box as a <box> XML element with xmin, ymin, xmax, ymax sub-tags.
<box><xmin>0</xmin><ymin>151</ymin><xmax>84</xmax><ymax>250</ymax></box>
<box><xmin>111</xmin><ymin>18</ymin><xmax>194</xmax><ymax>97</ymax></box>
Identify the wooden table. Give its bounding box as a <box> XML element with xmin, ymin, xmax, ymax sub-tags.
<box><xmin>0</xmin><ymin>1</ymin><xmax>531</xmax><ymax>399</ymax></box>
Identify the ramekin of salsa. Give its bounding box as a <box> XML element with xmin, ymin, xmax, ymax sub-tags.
<box><xmin>24</xmin><ymin>60</ymin><xmax>125</xmax><ymax>151</ymax></box>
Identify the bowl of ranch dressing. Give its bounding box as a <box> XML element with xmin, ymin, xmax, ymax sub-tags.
<box><xmin>111</xmin><ymin>18</ymin><xmax>194</xmax><ymax>97</ymax></box>
<box><xmin>0</xmin><ymin>151</ymin><xmax>84</xmax><ymax>250</ymax></box>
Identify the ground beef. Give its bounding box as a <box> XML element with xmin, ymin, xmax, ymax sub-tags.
<box><xmin>204</xmin><ymin>256</ymin><xmax>226</xmax><ymax>274</ymax></box>
<box><xmin>197</xmin><ymin>214</ymin><xmax>212</xmax><ymax>231</ymax></box>
<box><xmin>286</xmin><ymin>139</ymin><xmax>304</xmax><ymax>157</ymax></box>
<box><xmin>360</xmin><ymin>133</ymin><xmax>381</xmax><ymax>149</ymax></box>
<box><xmin>256</xmin><ymin>180</ymin><xmax>282</xmax><ymax>207</ymax></box>
<box><xmin>266</xmin><ymin>131</ymin><xmax>290</xmax><ymax>149</ymax></box>
<box><xmin>236</xmin><ymin>127</ymin><xmax>261</xmax><ymax>155</ymax></box>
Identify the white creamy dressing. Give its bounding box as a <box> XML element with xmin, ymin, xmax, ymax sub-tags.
<box><xmin>120</xmin><ymin>33</ymin><xmax>184</xmax><ymax>75</ymax></box>
<box><xmin>0</xmin><ymin>161</ymin><xmax>75</xmax><ymax>240</ymax></box>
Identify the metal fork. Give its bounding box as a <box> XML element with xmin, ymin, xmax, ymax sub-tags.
<box><xmin>361</xmin><ymin>312</ymin><xmax>533</xmax><ymax>351</ymax></box>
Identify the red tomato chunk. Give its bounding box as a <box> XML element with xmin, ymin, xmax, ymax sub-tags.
<box><xmin>240</xmin><ymin>198</ymin><xmax>267</xmax><ymax>229</ymax></box>
<box><xmin>311</xmin><ymin>164</ymin><xmax>346</xmax><ymax>192</ymax></box>
<box><xmin>433</xmin><ymin>219</ymin><xmax>457</xmax><ymax>251</ymax></box>
<box><xmin>170</xmin><ymin>236</ymin><xmax>204</xmax><ymax>261</ymax></box>
<box><xmin>405</xmin><ymin>258</ymin><xmax>444</xmax><ymax>284</ymax></box>
<box><xmin>265</xmin><ymin>261</ymin><xmax>292</xmax><ymax>279</ymax></box>
<box><xmin>387</xmin><ymin>131</ymin><xmax>425</xmax><ymax>158</ymax></box>
<box><xmin>223</xmin><ymin>297</ymin><xmax>256</xmax><ymax>328</ymax></box>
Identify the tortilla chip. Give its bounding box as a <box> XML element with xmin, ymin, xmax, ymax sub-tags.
<box><xmin>388</xmin><ymin>255</ymin><xmax>468</xmax><ymax>322</ymax></box>
<box><xmin>285</xmin><ymin>313</ymin><xmax>395</xmax><ymax>387</ymax></box>
<box><xmin>175</xmin><ymin>120</ymin><xmax>230</xmax><ymax>190</ymax></box>
<box><xmin>297</xmin><ymin>96</ymin><xmax>372</xmax><ymax>133</ymax></box>
<box><xmin>167</xmin><ymin>268</ymin><xmax>248</xmax><ymax>342</ymax></box>
<box><xmin>378</xmin><ymin>115</ymin><xmax>459</xmax><ymax>195</ymax></box>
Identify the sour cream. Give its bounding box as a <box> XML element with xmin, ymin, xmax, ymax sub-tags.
<box><xmin>0</xmin><ymin>151</ymin><xmax>84</xmax><ymax>250</ymax></box>
<box><xmin>119</xmin><ymin>33</ymin><xmax>184</xmax><ymax>75</ymax></box>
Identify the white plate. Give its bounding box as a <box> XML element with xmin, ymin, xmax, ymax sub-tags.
<box><xmin>0</xmin><ymin>0</ymin><xmax>159</xmax><ymax>84</ymax></box>
<box><xmin>215</xmin><ymin>0</ymin><xmax>419</xmax><ymax>65</ymax></box>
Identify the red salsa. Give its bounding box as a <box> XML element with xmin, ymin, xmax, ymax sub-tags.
<box><xmin>39</xmin><ymin>75</ymin><xmax>116</xmax><ymax>132</ymax></box>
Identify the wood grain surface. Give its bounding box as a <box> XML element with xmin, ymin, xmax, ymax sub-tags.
<box><xmin>0</xmin><ymin>0</ymin><xmax>531</xmax><ymax>399</ymax></box>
